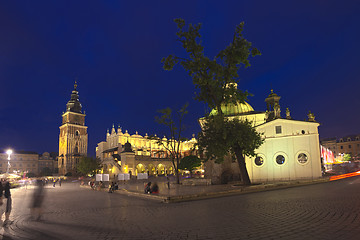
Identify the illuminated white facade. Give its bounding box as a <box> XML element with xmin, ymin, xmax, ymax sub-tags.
<box><xmin>204</xmin><ymin>90</ymin><xmax>322</xmax><ymax>184</ymax></box>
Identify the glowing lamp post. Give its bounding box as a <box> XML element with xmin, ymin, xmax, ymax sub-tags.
<box><xmin>6</xmin><ymin>149</ymin><xmax>12</xmax><ymax>174</ymax></box>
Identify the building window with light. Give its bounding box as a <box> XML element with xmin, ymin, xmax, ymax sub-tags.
<box><xmin>276</xmin><ymin>155</ymin><xmax>285</xmax><ymax>165</ymax></box>
<box><xmin>298</xmin><ymin>153</ymin><xmax>308</xmax><ymax>164</ymax></box>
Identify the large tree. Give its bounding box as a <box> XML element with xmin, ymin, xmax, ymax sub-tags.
<box><xmin>162</xmin><ymin>19</ymin><xmax>262</xmax><ymax>185</ymax></box>
<box><xmin>153</xmin><ymin>103</ymin><xmax>188</xmax><ymax>184</ymax></box>
<box><xmin>77</xmin><ymin>156</ymin><xmax>102</xmax><ymax>176</ymax></box>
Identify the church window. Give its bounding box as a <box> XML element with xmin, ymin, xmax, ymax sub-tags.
<box><xmin>349</xmin><ymin>145</ymin><xmax>351</xmax><ymax>149</ymax></box>
<box><xmin>276</xmin><ymin>155</ymin><xmax>285</xmax><ymax>165</ymax></box>
<box><xmin>301</xmin><ymin>130</ymin><xmax>305</xmax><ymax>134</ymax></box>
<box><xmin>275</xmin><ymin>126</ymin><xmax>282</xmax><ymax>134</ymax></box>
<box><xmin>75</xmin><ymin>130</ymin><xmax>79</xmax><ymax>136</ymax></box>
<box><xmin>254</xmin><ymin>156</ymin><xmax>264</xmax><ymax>166</ymax></box>
<box><xmin>347</xmin><ymin>138</ymin><xmax>351</xmax><ymax>142</ymax></box>
<box><xmin>298</xmin><ymin>153</ymin><xmax>308</xmax><ymax>164</ymax></box>
<box><xmin>340</xmin><ymin>146</ymin><xmax>343</xmax><ymax>149</ymax></box>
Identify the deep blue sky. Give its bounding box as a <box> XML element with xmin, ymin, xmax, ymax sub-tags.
<box><xmin>1</xmin><ymin>1</ymin><xmax>359</xmax><ymax>156</ymax></box>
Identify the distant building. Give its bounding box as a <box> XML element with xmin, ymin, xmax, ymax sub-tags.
<box><xmin>0</xmin><ymin>150</ymin><xmax>39</xmax><ymax>175</ymax></box>
<box><xmin>203</xmin><ymin>88</ymin><xmax>322</xmax><ymax>184</ymax></box>
<box><xmin>58</xmin><ymin>82</ymin><xmax>88</xmax><ymax>175</ymax></box>
<box><xmin>38</xmin><ymin>152</ymin><xmax>58</xmax><ymax>174</ymax></box>
<box><xmin>96</xmin><ymin>126</ymin><xmax>196</xmax><ymax>178</ymax></box>
<box><xmin>321</xmin><ymin>135</ymin><xmax>360</xmax><ymax>161</ymax></box>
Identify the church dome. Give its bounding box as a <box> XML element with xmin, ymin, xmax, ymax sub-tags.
<box><xmin>209</xmin><ymin>101</ymin><xmax>254</xmax><ymax>116</ymax></box>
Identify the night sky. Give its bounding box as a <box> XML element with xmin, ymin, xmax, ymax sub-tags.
<box><xmin>1</xmin><ymin>1</ymin><xmax>359</xmax><ymax>156</ymax></box>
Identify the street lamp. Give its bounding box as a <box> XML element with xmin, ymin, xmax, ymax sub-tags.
<box><xmin>6</xmin><ymin>149</ymin><xmax>12</xmax><ymax>174</ymax></box>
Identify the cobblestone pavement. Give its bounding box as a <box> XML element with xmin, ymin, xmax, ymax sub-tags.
<box><xmin>1</xmin><ymin>176</ymin><xmax>360</xmax><ymax>240</ymax></box>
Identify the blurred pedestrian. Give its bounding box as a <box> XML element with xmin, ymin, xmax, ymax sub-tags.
<box><xmin>58</xmin><ymin>178</ymin><xmax>61</xmax><ymax>187</ymax></box>
<box><xmin>30</xmin><ymin>179</ymin><xmax>45</xmax><ymax>221</ymax></box>
<box><xmin>0</xmin><ymin>181</ymin><xmax>5</xmax><ymax>225</ymax></box>
<box><xmin>108</xmin><ymin>182</ymin><xmax>114</xmax><ymax>193</ymax></box>
<box><xmin>53</xmin><ymin>178</ymin><xmax>56</xmax><ymax>187</ymax></box>
<box><xmin>150</xmin><ymin>182</ymin><xmax>159</xmax><ymax>194</ymax></box>
<box><xmin>3</xmin><ymin>181</ymin><xmax>12</xmax><ymax>226</ymax></box>
<box><xmin>166</xmin><ymin>176</ymin><xmax>170</xmax><ymax>189</ymax></box>
<box><xmin>144</xmin><ymin>182</ymin><xmax>151</xmax><ymax>194</ymax></box>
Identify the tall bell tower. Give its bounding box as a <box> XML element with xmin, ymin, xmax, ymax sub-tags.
<box><xmin>58</xmin><ymin>81</ymin><xmax>88</xmax><ymax>175</ymax></box>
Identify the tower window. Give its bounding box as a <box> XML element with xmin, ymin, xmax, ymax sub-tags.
<box><xmin>75</xmin><ymin>130</ymin><xmax>79</xmax><ymax>136</ymax></box>
<box><xmin>275</xmin><ymin>126</ymin><xmax>282</xmax><ymax>134</ymax></box>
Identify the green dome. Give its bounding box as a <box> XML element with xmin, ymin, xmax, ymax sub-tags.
<box><xmin>209</xmin><ymin>101</ymin><xmax>254</xmax><ymax>116</ymax></box>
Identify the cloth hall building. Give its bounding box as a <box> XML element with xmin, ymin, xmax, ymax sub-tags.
<box><xmin>96</xmin><ymin>126</ymin><xmax>196</xmax><ymax>177</ymax></box>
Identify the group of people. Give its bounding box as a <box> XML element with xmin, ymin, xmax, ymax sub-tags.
<box><xmin>108</xmin><ymin>182</ymin><xmax>119</xmax><ymax>193</ymax></box>
<box><xmin>144</xmin><ymin>182</ymin><xmax>159</xmax><ymax>194</ymax></box>
<box><xmin>0</xmin><ymin>180</ymin><xmax>12</xmax><ymax>226</ymax></box>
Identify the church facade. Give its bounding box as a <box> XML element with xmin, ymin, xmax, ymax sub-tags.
<box><xmin>204</xmin><ymin>89</ymin><xmax>322</xmax><ymax>184</ymax></box>
<box><xmin>58</xmin><ymin>82</ymin><xmax>88</xmax><ymax>175</ymax></box>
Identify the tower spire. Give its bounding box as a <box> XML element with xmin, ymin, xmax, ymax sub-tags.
<box><xmin>66</xmin><ymin>81</ymin><xmax>82</xmax><ymax>113</ymax></box>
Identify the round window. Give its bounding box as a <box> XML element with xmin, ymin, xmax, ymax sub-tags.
<box><xmin>276</xmin><ymin>155</ymin><xmax>285</xmax><ymax>165</ymax></box>
<box><xmin>298</xmin><ymin>153</ymin><xmax>308</xmax><ymax>164</ymax></box>
<box><xmin>254</xmin><ymin>156</ymin><xmax>264</xmax><ymax>166</ymax></box>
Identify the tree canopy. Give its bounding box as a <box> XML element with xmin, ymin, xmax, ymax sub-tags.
<box><xmin>163</xmin><ymin>19</ymin><xmax>263</xmax><ymax>185</ymax></box>
<box><xmin>162</xmin><ymin>18</ymin><xmax>260</xmax><ymax>114</ymax></box>
<box><xmin>77</xmin><ymin>156</ymin><xmax>102</xmax><ymax>176</ymax></box>
<box><xmin>178</xmin><ymin>155</ymin><xmax>202</xmax><ymax>173</ymax></box>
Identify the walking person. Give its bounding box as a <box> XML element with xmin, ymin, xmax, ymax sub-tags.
<box><xmin>58</xmin><ymin>178</ymin><xmax>61</xmax><ymax>187</ymax></box>
<box><xmin>53</xmin><ymin>178</ymin><xmax>56</xmax><ymax>187</ymax></box>
<box><xmin>30</xmin><ymin>179</ymin><xmax>45</xmax><ymax>221</ymax></box>
<box><xmin>3</xmin><ymin>181</ymin><xmax>12</xmax><ymax>226</ymax></box>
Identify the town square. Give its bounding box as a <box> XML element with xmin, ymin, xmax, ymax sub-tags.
<box><xmin>1</xmin><ymin>1</ymin><xmax>360</xmax><ymax>239</ymax></box>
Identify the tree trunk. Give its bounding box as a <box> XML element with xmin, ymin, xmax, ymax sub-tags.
<box><xmin>172</xmin><ymin>158</ymin><xmax>180</xmax><ymax>184</ymax></box>
<box><xmin>234</xmin><ymin>146</ymin><xmax>251</xmax><ymax>186</ymax></box>
<box><xmin>175</xmin><ymin>167</ymin><xmax>180</xmax><ymax>184</ymax></box>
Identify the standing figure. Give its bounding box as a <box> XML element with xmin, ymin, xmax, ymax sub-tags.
<box><xmin>0</xmin><ymin>181</ymin><xmax>4</xmax><ymax>224</ymax></box>
<box><xmin>3</xmin><ymin>181</ymin><xmax>12</xmax><ymax>226</ymax></box>
<box><xmin>166</xmin><ymin>176</ymin><xmax>170</xmax><ymax>189</ymax></box>
<box><xmin>58</xmin><ymin>178</ymin><xmax>61</xmax><ymax>187</ymax></box>
<box><xmin>53</xmin><ymin>178</ymin><xmax>56</xmax><ymax>187</ymax></box>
